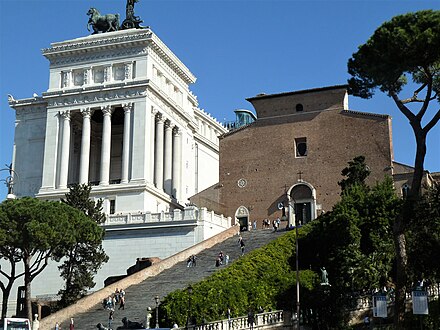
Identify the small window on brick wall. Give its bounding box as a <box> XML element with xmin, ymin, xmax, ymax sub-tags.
<box><xmin>295</xmin><ymin>137</ymin><xmax>307</xmax><ymax>157</ymax></box>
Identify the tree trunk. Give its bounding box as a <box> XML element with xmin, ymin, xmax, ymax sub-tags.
<box><xmin>393</xmin><ymin>214</ymin><xmax>408</xmax><ymax>329</ymax></box>
<box><xmin>392</xmin><ymin>125</ymin><xmax>426</xmax><ymax>328</ymax></box>
<box><xmin>24</xmin><ymin>257</ymin><xmax>33</xmax><ymax>321</ymax></box>
<box><xmin>1</xmin><ymin>286</ymin><xmax>12</xmax><ymax>319</ymax></box>
<box><xmin>409</xmin><ymin>126</ymin><xmax>427</xmax><ymax>196</ymax></box>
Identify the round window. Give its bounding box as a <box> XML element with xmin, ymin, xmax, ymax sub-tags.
<box><xmin>237</xmin><ymin>178</ymin><xmax>247</xmax><ymax>188</ymax></box>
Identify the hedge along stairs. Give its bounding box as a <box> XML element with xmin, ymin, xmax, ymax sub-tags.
<box><xmin>39</xmin><ymin>227</ymin><xmax>286</xmax><ymax>330</ymax></box>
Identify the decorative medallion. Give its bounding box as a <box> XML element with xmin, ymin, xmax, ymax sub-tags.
<box><xmin>237</xmin><ymin>178</ymin><xmax>247</xmax><ymax>188</ymax></box>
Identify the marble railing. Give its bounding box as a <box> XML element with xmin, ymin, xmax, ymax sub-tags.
<box><xmin>105</xmin><ymin>206</ymin><xmax>231</xmax><ymax>228</ymax></box>
<box><xmin>350</xmin><ymin>284</ymin><xmax>440</xmax><ymax>310</ymax></box>
<box><xmin>188</xmin><ymin>310</ymin><xmax>285</xmax><ymax>330</ymax></box>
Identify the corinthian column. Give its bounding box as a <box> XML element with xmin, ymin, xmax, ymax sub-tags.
<box><xmin>100</xmin><ymin>105</ymin><xmax>113</xmax><ymax>185</ymax></box>
<box><xmin>172</xmin><ymin>128</ymin><xmax>182</xmax><ymax>200</ymax></box>
<box><xmin>58</xmin><ymin>110</ymin><xmax>71</xmax><ymax>189</ymax></box>
<box><xmin>121</xmin><ymin>103</ymin><xmax>132</xmax><ymax>184</ymax></box>
<box><xmin>154</xmin><ymin>114</ymin><xmax>165</xmax><ymax>190</ymax></box>
<box><xmin>149</xmin><ymin>108</ymin><xmax>157</xmax><ymax>183</ymax></box>
<box><xmin>163</xmin><ymin>121</ymin><xmax>173</xmax><ymax>195</ymax></box>
<box><xmin>79</xmin><ymin>108</ymin><xmax>93</xmax><ymax>184</ymax></box>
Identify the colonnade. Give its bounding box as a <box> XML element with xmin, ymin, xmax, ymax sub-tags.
<box><xmin>56</xmin><ymin>103</ymin><xmax>182</xmax><ymax>200</ymax></box>
<box><xmin>151</xmin><ymin>110</ymin><xmax>182</xmax><ymax>199</ymax></box>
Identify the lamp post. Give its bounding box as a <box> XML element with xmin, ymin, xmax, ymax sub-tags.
<box><xmin>288</xmin><ymin>198</ymin><xmax>300</xmax><ymax>329</ymax></box>
<box><xmin>186</xmin><ymin>285</ymin><xmax>193</xmax><ymax>330</ymax></box>
<box><xmin>1</xmin><ymin>165</ymin><xmax>17</xmax><ymax>200</ymax></box>
<box><xmin>154</xmin><ymin>295</ymin><xmax>160</xmax><ymax>329</ymax></box>
<box><xmin>294</xmin><ymin>210</ymin><xmax>300</xmax><ymax>330</ymax></box>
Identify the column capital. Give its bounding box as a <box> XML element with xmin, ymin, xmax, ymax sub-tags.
<box><xmin>59</xmin><ymin>110</ymin><xmax>71</xmax><ymax>120</ymax></box>
<box><xmin>101</xmin><ymin>105</ymin><xmax>114</xmax><ymax>116</ymax></box>
<box><xmin>123</xmin><ymin>102</ymin><xmax>133</xmax><ymax>112</ymax></box>
<box><xmin>173</xmin><ymin>126</ymin><xmax>181</xmax><ymax>136</ymax></box>
<box><xmin>164</xmin><ymin>120</ymin><xmax>173</xmax><ymax>130</ymax></box>
<box><xmin>156</xmin><ymin>112</ymin><xmax>165</xmax><ymax>123</ymax></box>
<box><xmin>151</xmin><ymin>107</ymin><xmax>159</xmax><ymax>116</ymax></box>
<box><xmin>80</xmin><ymin>107</ymin><xmax>93</xmax><ymax>118</ymax></box>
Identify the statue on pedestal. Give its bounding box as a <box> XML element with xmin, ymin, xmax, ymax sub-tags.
<box><xmin>121</xmin><ymin>0</ymin><xmax>144</xmax><ymax>29</ymax></box>
<box><xmin>320</xmin><ymin>267</ymin><xmax>329</xmax><ymax>285</ymax></box>
<box><xmin>87</xmin><ymin>8</ymin><xmax>120</xmax><ymax>34</ymax></box>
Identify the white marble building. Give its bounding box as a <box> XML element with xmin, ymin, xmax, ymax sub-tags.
<box><xmin>5</xmin><ymin>28</ymin><xmax>230</xmax><ymax>311</ymax></box>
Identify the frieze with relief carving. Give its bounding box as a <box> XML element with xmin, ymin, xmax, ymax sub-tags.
<box><xmin>47</xmin><ymin>88</ymin><xmax>146</xmax><ymax>107</ymax></box>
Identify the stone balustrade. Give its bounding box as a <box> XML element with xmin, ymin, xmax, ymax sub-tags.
<box><xmin>105</xmin><ymin>206</ymin><xmax>231</xmax><ymax>229</ymax></box>
<box><xmin>187</xmin><ymin>310</ymin><xmax>285</xmax><ymax>330</ymax></box>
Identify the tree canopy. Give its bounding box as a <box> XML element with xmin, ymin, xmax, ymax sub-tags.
<box><xmin>348</xmin><ymin>9</ymin><xmax>440</xmax><ymax>197</ymax></box>
<box><xmin>0</xmin><ymin>197</ymin><xmax>102</xmax><ymax>320</ymax></box>
<box><xmin>57</xmin><ymin>184</ymin><xmax>108</xmax><ymax>307</ymax></box>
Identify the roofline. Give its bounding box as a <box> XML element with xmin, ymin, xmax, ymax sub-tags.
<box><xmin>246</xmin><ymin>84</ymin><xmax>348</xmax><ymax>101</ymax></box>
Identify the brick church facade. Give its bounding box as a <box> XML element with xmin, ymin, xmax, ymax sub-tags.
<box><xmin>191</xmin><ymin>85</ymin><xmax>396</xmax><ymax>229</ymax></box>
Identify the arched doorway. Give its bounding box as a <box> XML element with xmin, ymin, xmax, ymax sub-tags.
<box><xmin>287</xmin><ymin>182</ymin><xmax>317</xmax><ymax>226</ymax></box>
<box><xmin>235</xmin><ymin>205</ymin><xmax>250</xmax><ymax>232</ymax></box>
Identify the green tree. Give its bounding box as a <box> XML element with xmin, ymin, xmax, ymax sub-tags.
<box><xmin>0</xmin><ymin>197</ymin><xmax>94</xmax><ymax>320</ymax></box>
<box><xmin>300</xmin><ymin>175</ymin><xmax>399</xmax><ymax>326</ymax></box>
<box><xmin>407</xmin><ymin>183</ymin><xmax>440</xmax><ymax>283</ymax></box>
<box><xmin>0</xmin><ymin>207</ymin><xmax>23</xmax><ymax>319</ymax></box>
<box><xmin>347</xmin><ymin>10</ymin><xmax>440</xmax><ymax>326</ymax></box>
<box><xmin>57</xmin><ymin>184</ymin><xmax>108</xmax><ymax>307</ymax></box>
<box><xmin>338</xmin><ymin>155</ymin><xmax>371</xmax><ymax>192</ymax></box>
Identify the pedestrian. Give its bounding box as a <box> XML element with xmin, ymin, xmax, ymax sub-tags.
<box><xmin>218</xmin><ymin>251</ymin><xmax>224</xmax><ymax>264</ymax></box>
<box><xmin>191</xmin><ymin>255</ymin><xmax>197</xmax><ymax>267</ymax></box>
<box><xmin>215</xmin><ymin>257</ymin><xmax>221</xmax><ymax>267</ymax></box>
<box><xmin>187</xmin><ymin>256</ymin><xmax>192</xmax><ymax>267</ymax></box>
<box><xmin>225</xmin><ymin>254</ymin><xmax>230</xmax><ymax>265</ymax></box>
<box><xmin>226</xmin><ymin>307</ymin><xmax>232</xmax><ymax>325</ymax></box>
<box><xmin>247</xmin><ymin>310</ymin><xmax>255</xmax><ymax>330</ymax></box>
<box><xmin>69</xmin><ymin>318</ymin><xmax>74</xmax><ymax>330</ymax></box>
<box><xmin>55</xmin><ymin>322</ymin><xmax>60</xmax><ymax>330</ymax></box>
<box><xmin>108</xmin><ymin>310</ymin><xmax>114</xmax><ymax>329</ymax></box>
<box><xmin>119</xmin><ymin>295</ymin><xmax>125</xmax><ymax>310</ymax></box>
<box><xmin>239</xmin><ymin>237</ymin><xmax>245</xmax><ymax>256</ymax></box>
<box><xmin>363</xmin><ymin>316</ymin><xmax>370</xmax><ymax>328</ymax></box>
<box><xmin>253</xmin><ymin>220</ymin><xmax>257</xmax><ymax>230</ymax></box>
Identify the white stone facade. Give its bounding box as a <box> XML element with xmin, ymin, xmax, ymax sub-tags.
<box><xmin>4</xmin><ymin>28</ymin><xmax>229</xmax><ymax>311</ymax></box>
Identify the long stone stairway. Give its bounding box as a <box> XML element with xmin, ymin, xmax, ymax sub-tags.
<box><xmin>46</xmin><ymin>229</ymin><xmax>286</xmax><ymax>330</ymax></box>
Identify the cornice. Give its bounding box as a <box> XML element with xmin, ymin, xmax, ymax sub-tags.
<box><xmin>194</xmin><ymin>108</ymin><xmax>227</xmax><ymax>133</ymax></box>
<box><xmin>146</xmin><ymin>83</ymin><xmax>197</xmax><ymax>131</ymax></box>
<box><xmin>42</xmin><ymin>29</ymin><xmax>196</xmax><ymax>85</ymax></box>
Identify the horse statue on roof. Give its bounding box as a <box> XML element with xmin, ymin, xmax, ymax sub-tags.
<box><xmin>87</xmin><ymin>8</ymin><xmax>120</xmax><ymax>34</ymax></box>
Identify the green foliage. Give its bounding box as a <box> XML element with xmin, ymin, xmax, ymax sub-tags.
<box><xmin>57</xmin><ymin>184</ymin><xmax>109</xmax><ymax>307</ymax></box>
<box><xmin>407</xmin><ymin>183</ymin><xmax>440</xmax><ymax>283</ymax></box>
<box><xmin>158</xmin><ymin>230</ymin><xmax>318</xmax><ymax>328</ymax></box>
<box><xmin>348</xmin><ymin>10</ymin><xmax>440</xmax><ymax>99</ymax></box>
<box><xmin>157</xmin><ymin>160</ymin><xmax>401</xmax><ymax>328</ymax></box>
<box><xmin>62</xmin><ymin>183</ymin><xmax>105</xmax><ymax>224</ymax></box>
<box><xmin>338</xmin><ymin>155</ymin><xmax>371</xmax><ymax>192</ymax></box>
<box><xmin>0</xmin><ymin>197</ymin><xmax>95</xmax><ymax>319</ymax></box>
<box><xmin>300</xmin><ymin>176</ymin><xmax>399</xmax><ymax>326</ymax></box>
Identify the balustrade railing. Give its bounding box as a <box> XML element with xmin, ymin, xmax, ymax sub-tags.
<box><xmin>105</xmin><ymin>206</ymin><xmax>231</xmax><ymax>229</ymax></box>
<box><xmin>188</xmin><ymin>310</ymin><xmax>284</xmax><ymax>330</ymax></box>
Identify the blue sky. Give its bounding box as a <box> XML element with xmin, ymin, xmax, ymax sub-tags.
<box><xmin>1</xmin><ymin>0</ymin><xmax>439</xmax><ymax>198</ymax></box>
